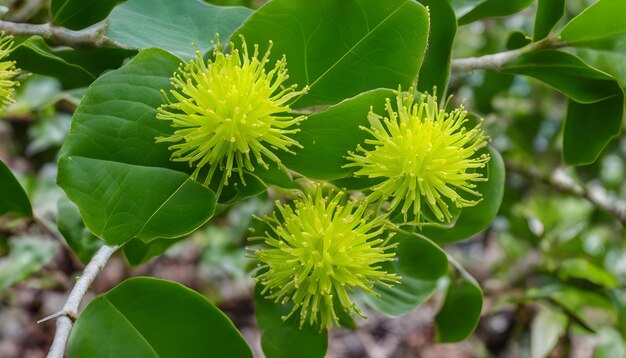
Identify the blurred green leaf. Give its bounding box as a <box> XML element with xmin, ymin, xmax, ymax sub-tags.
<box><xmin>458</xmin><ymin>0</ymin><xmax>535</xmax><ymax>26</ymax></box>
<box><xmin>435</xmin><ymin>263</ymin><xmax>483</xmax><ymax>342</ymax></box>
<box><xmin>27</xmin><ymin>113</ymin><xmax>72</xmax><ymax>155</ymax></box>
<box><xmin>235</xmin><ymin>0</ymin><xmax>429</xmax><ymax>108</ymax></box>
<box><xmin>68</xmin><ymin>277</ymin><xmax>252</xmax><ymax>358</ymax></box>
<box><xmin>533</xmin><ymin>0</ymin><xmax>565</xmax><ymax>40</ymax></box>
<box><xmin>419</xmin><ymin>147</ymin><xmax>505</xmax><ymax>244</ymax></box>
<box><xmin>51</xmin><ymin>0</ymin><xmax>119</xmax><ymax>30</ymax></box>
<box><xmin>0</xmin><ymin>236</ymin><xmax>58</xmax><ymax>290</ymax></box>
<box><xmin>417</xmin><ymin>0</ymin><xmax>457</xmax><ymax>99</ymax></box>
<box><xmin>279</xmin><ymin>89</ymin><xmax>395</xmax><ymax>180</ymax></box>
<box><xmin>255</xmin><ymin>286</ymin><xmax>328</xmax><ymax>358</ymax></box>
<box><xmin>558</xmin><ymin>258</ymin><xmax>619</xmax><ymax>288</ymax></box>
<box><xmin>58</xmin><ymin>49</ymin><xmax>217</xmax><ymax>246</ymax></box>
<box><xmin>531</xmin><ymin>303</ymin><xmax>568</xmax><ymax>358</ymax></box>
<box><xmin>0</xmin><ymin>160</ymin><xmax>31</xmax><ymax>218</ymax></box>
<box><xmin>57</xmin><ymin>195</ymin><xmax>102</xmax><ymax>265</ymax></box>
<box><xmin>106</xmin><ymin>0</ymin><xmax>253</xmax><ymax>60</ymax></box>
<box><xmin>564</xmin><ymin>95</ymin><xmax>624</xmax><ymax>166</ymax></box>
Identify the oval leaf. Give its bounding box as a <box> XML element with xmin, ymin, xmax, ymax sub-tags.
<box><xmin>533</xmin><ymin>0</ymin><xmax>565</xmax><ymax>41</ymax></box>
<box><xmin>106</xmin><ymin>0</ymin><xmax>253</xmax><ymax>60</ymax></box>
<box><xmin>560</xmin><ymin>0</ymin><xmax>626</xmax><ymax>49</ymax></box>
<box><xmin>234</xmin><ymin>0</ymin><xmax>429</xmax><ymax>108</ymax></box>
<box><xmin>51</xmin><ymin>0</ymin><xmax>119</xmax><ymax>30</ymax></box>
<box><xmin>0</xmin><ymin>160</ymin><xmax>31</xmax><ymax>217</ymax></box>
<box><xmin>67</xmin><ymin>277</ymin><xmax>252</xmax><ymax>358</ymax></box>
<box><xmin>458</xmin><ymin>0</ymin><xmax>534</xmax><ymax>26</ymax></box>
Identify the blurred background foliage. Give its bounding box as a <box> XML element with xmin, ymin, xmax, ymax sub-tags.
<box><xmin>1</xmin><ymin>0</ymin><xmax>626</xmax><ymax>357</ymax></box>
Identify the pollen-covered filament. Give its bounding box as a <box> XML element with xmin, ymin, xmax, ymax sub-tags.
<box><xmin>157</xmin><ymin>37</ymin><xmax>307</xmax><ymax>189</ymax></box>
<box><xmin>346</xmin><ymin>90</ymin><xmax>490</xmax><ymax>224</ymax></box>
<box><xmin>255</xmin><ymin>189</ymin><xmax>399</xmax><ymax>330</ymax></box>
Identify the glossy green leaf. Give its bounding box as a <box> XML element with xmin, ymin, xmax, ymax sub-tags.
<box><xmin>67</xmin><ymin>277</ymin><xmax>252</xmax><ymax>358</ymax></box>
<box><xmin>435</xmin><ymin>265</ymin><xmax>483</xmax><ymax>342</ymax></box>
<box><xmin>450</xmin><ymin>0</ymin><xmax>484</xmax><ymax>18</ymax></box>
<box><xmin>123</xmin><ymin>237</ymin><xmax>184</xmax><ymax>267</ymax></box>
<box><xmin>279</xmin><ymin>89</ymin><xmax>395</xmax><ymax>180</ymax></box>
<box><xmin>0</xmin><ymin>236</ymin><xmax>58</xmax><ymax>290</ymax></box>
<box><xmin>506</xmin><ymin>30</ymin><xmax>532</xmax><ymax>50</ymax></box>
<box><xmin>58</xmin><ymin>48</ymin><xmax>217</xmax><ymax>246</ymax></box>
<box><xmin>419</xmin><ymin>147</ymin><xmax>505</xmax><ymax>244</ymax></box>
<box><xmin>560</xmin><ymin>0</ymin><xmax>626</xmax><ymax>49</ymax></box>
<box><xmin>235</xmin><ymin>0</ymin><xmax>429</xmax><ymax>108</ymax></box>
<box><xmin>364</xmin><ymin>232</ymin><xmax>448</xmax><ymax>317</ymax></box>
<box><xmin>417</xmin><ymin>0</ymin><xmax>457</xmax><ymax>99</ymax></box>
<box><xmin>558</xmin><ymin>258</ymin><xmax>619</xmax><ymax>288</ymax></box>
<box><xmin>563</xmin><ymin>95</ymin><xmax>624</xmax><ymax>165</ymax></box>
<box><xmin>458</xmin><ymin>0</ymin><xmax>534</xmax><ymax>26</ymax></box>
<box><xmin>57</xmin><ymin>195</ymin><xmax>102</xmax><ymax>265</ymax></box>
<box><xmin>255</xmin><ymin>286</ymin><xmax>328</xmax><ymax>358</ymax></box>
<box><xmin>531</xmin><ymin>303</ymin><xmax>568</xmax><ymax>358</ymax></box>
<box><xmin>106</xmin><ymin>0</ymin><xmax>253</xmax><ymax>60</ymax></box>
<box><xmin>533</xmin><ymin>0</ymin><xmax>565</xmax><ymax>40</ymax></box>
<box><xmin>0</xmin><ymin>160</ymin><xmax>31</xmax><ymax>217</ymax></box>
<box><xmin>51</xmin><ymin>0</ymin><xmax>119</xmax><ymax>30</ymax></box>
<box><xmin>501</xmin><ymin>50</ymin><xmax>622</xmax><ymax>104</ymax></box>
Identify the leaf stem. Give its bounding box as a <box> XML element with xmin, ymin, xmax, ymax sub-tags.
<box><xmin>45</xmin><ymin>244</ymin><xmax>119</xmax><ymax>358</ymax></box>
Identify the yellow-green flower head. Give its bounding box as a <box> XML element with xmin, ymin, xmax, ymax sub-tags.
<box><xmin>254</xmin><ymin>187</ymin><xmax>399</xmax><ymax>330</ymax></box>
<box><xmin>157</xmin><ymin>35</ymin><xmax>308</xmax><ymax>189</ymax></box>
<box><xmin>0</xmin><ymin>33</ymin><xmax>20</xmax><ymax>111</ymax></box>
<box><xmin>345</xmin><ymin>88</ymin><xmax>490</xmax><ymax>224</ymax></box>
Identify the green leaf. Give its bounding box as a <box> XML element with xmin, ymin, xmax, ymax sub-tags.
<box><xmin>458</xmin><ymin>0</ymin><xmax>534</xmax><ymax>26</ymax></box>
<box><xmin>417</xmin><ymin>0</ymin><xmax>457</xmax><ymax>99</ymax></box>
<box><xmin>0</xmin><ymin>236</ymin><xmax>58</xmax><ymax>290</ymax></box>
<box><xmin>531</xmin><ymin>303</ymin><xmax>568</xmax><ymax>358</ymax></box>
<box><xmin>419</xmin><ymin>146</ymin><xmax>505</xmax><ymax>244</ymax></box>
<box><xmin>558</xmin><ymin>258</ymin><xmax>619</xmax><ymax>288</ymax></box>
<box><xmin>123</xmin><ymin>237</ymin><xmax>184</xmax><ymax>267</ymax></box>
<box><xmin>279</xmin><ymin>89</ymin><xmax>395</xmax><ymax>180</ymax></box>
<box><xmin>57</xmin><ymin>195</ymin><xmax>102</xmax><ymax>265</ymax></box>
<box><xmin>255</xmin><ymin>286</ymin><xmax>328</xmax><ymax>358</ymax></box>
<box><xmin>563</xmin><ymin>95</ymin><xmax>624</xmax><ymax>166</ymax></box>
<box><xmin>106</xmin><ymin>0</ymin><xmax>253</xmax><ymax>60</ymax></box>
<box><xmin>58</xmin><ymin>49</ymin><xmax>217</xmax><ymax>246</ymax></box>
<box><xmin>67</xmin><ymin>277</ymin><xmax>252</xmax><ymax>358</ymax></box>
<box><xmin>501</xmin><ymin>50</ymin><xmax>622</xmax><ymax>104</ymax></box>
<box><xmin>533</xmin><ymin>0</ymin><xmax>565</xmax><ymax>40</ymax></box>
<box><xmin>364</xmin><ymin>232</ymin><xmax>447</xmax><ymax>317</ymax></box>
<box><xmin>560</xmin><ymin>0</ymin><xmax>626</xmax><ymax>49</ymax></box>
<box><xmin>0</xmin><ymin>160</ymin><xmax>31</xmax><ymax>217</ymax></box>
<box><xmin>450</xmin><ymin>0</ymin><xmax>485</xmax><ymax>18</ymax></box>
<box><xmin>234</xmin><ymin>0</ymin><xmax>429</xmax><ymax>108</ymax></box>
<box><xmin>506</xmin><ymin>30</ymin><xmax>532</xmax><ymax>50</ymax></box>
<box><xmin>435</xmin><ymin>263</ymin><xmax>483</xmax><ymax>342</ymax></box>
<box><xmin>51</xmin><ymin>0</ymin><xmax>119</xmax><ymax>30</ymax></box>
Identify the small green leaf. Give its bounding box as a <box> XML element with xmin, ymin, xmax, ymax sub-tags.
<box><xmin>0</xmin><ymin>160</ymin><xmax>31</xmax><ymax>218</ymax></box>
<box><xmin>533</xmin><ymin>0</ymin><xmax>565</xmax><ymax>40</ymax></box>
<box><xmin>419</xmin><ymin>146</ymin><xmax>505</xmax><ymax>244</ymax></box>
<box><xmin>501</xmin><ymin>50</ymin><xmax>622</xmax><ymax>104</ymax></box>
<box><xmin>68</xmin><ymin>277</ymin><xmax>252</xmax><ymax>358</ymax></box>
<box><xmin>506</xmin><ymin>30</ymin><xmax>532</xmax><ymax>50</ymax></box>
<box><xmin>458</xmin><ymin>0</ymin><xmax>534</xmax><ymax>26</ymax></box>
<box><xmin>51</xmin><ymin>0</ymin><xmax>120</xmax><ymax>30</ymax></box>
<box><xmin>57</xmin><ymin>195</ymin><xmax>102</xmax><ymax>265</ymax></box>
<box><xmin>531</xmin><ymin>303</ymin><xmax>568</xmax><ymax>358</ymax></box>
<box><xmin>279</xmin><ymin>89</ymin><xmax>395</xmax><ymax>180</ymax></box>
<box><xmin>435</xmin><ymin>264</ymin><xmax>483</xmax><ymax>342</ymax></box>
<box><xmin>560</xmin><ymin>0</ymin><xmax>626</xmax><ymax>49</ymax></box>
<box><xmin>417</xmin><ymin>0</ymin><xmax>457</xmax><ymax>99</ymax></box>
<box><xmin>364</xmin><ymin>232</ymin><xmax>448</xmax><ymax>317</ymax></box>
<box><xmin>563</xmin><ymin>95</ymin><xmax>624</xmax><ymax>166</ymax></box>
<box><xmin>255</xmin><ymin>286</ymin><xmax>328</xmax><ymax>358</ymax></box>
<box><xmin>235</xmin><ymin>0</ymin><xmax>429</xmax><ymax>108</ymax></box>
<box><xmin>106</xmin><ymin>0</ymin><xmax>253</xmax><ymax>60</ymax></box>
<box><xmin>0</xmin><ymin>236</ymin><xmax>58</xmax><ymax>290</ymax></box>
<box><xmin>558</xmin><ymin>258</ymin><xmax>619</xmax><ymax>288</ymax></box>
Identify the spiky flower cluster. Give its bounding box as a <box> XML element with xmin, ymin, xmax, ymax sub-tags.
<box><xmin>345</xmin><ymin>88</ymin><xmax>490</xmax><ymax>224</ymax></box>
<box><xmin>157</xmin><ymin>36</ymin><xmax>307</xmax><ymax>191</ymax></box>
<box><xmin>254</xmin><ymin>188</ymin><xmax>399</xmax><ymax>330</ymax></box>
<box><xmin>0</xmin><ymin>34</ymin><xmax>20</xmax><ymax>111</ymax></box>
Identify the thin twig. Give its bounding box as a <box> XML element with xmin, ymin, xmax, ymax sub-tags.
<box><xmin>506</xmin><ymin>161</ymin><xmax>626</xmax><ymax>227</ymax></box>
<box><xmin>45</xmin><ymin>244</ymin><xmax>119</xmax><ymax>358</ymax></box>
<box><xmin>0</xmin><ymin>20</ymin><xmax>131</xmax><ymax>49</ymax></box>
